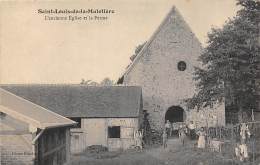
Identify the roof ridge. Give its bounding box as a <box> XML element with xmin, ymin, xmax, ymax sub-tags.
<box><xmin>0</xmin><ymin>84</ymin><xmax>142</xmax><ymax>88</ymax></box>
<box><xmin>121</xmin><ymin>6</ymin><xmax>177</xmax><ymax>77</ymax></box>
<box><xmin>121</xmin><ymin>5</ymin><xmax>203</xmax><ymax>78</ymax></box>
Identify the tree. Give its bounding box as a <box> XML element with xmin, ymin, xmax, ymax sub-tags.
<box><xmin>130</xmin><ymin>42</ymin><xmax>146</xmax><ymax>61</ymax></box>
<box><xmin>186</xmin><ymin>0</ymin><xmax>260</xmax><ymax>122</ymax></box>
<box><xmin>80</xmin><ymin>79</ymin><xmax>99</xmax><ymax>86</ymax></box>
<box><xmin>100</xmin><ymin>77</ymin><xmax>114</xmax><ymax>86</ymax></box>
<box><xmin>118</xmin><ymin>41</ymin><xmax>147</xmax><ymax>83</ymax></box>
<box><xmin>80</xmin><ymin>78</ymin><xmax>115</xmax><ymax>86</ymax></box>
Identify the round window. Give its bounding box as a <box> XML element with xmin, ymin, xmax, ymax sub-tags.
<box><xmin>177</xmin><ymin>61</ymin><xmax>186</xmax><ymax>71</ymax></box>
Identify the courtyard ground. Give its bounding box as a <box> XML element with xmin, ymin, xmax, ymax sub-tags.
<box><xmin>68</xmin><ymin>138</ymin><xmax>260</xmax><ymax>165</ymax></box>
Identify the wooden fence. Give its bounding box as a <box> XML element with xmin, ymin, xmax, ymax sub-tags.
<box><xmin>205</xmin><ymin>121</ymin><xmax>260</xmax><ymax>164</ymax></box>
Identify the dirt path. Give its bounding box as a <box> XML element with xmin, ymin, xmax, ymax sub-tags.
<box><xmin>145</xmin><ymin>138</ymin><xmax>250</xmax><ymax>165</ymax></box>
<box><xmin>145</xmin><ymin>138</ymin><xmax>194</xmax><ymax>164</ymax></box>
<box><xmin>146</xmin><ymin>138</ymin><xmax>181</xmax><ymax>159</ymax></box>
<box><xmin>69</xmin><ymin>138</ymin><xmax>251</xmax><ymax>165</ymax></box>
<box><xmin>145</xmin><ymin>138</ymin><xmax>221</xmax><ymax>165</ymax></box>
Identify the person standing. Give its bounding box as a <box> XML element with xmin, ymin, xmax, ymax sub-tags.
<box><xmin>239</xmin><ymin>123</ymin><xmax>250</xmax><ymax>162</ymax></box>
<box><xmin>162</xmin><ymin>130</ymin><xmax>168</xmax><ymax>148</ymax></box>
<box><xmin>188</xmin><ymin>121</ymin><xmax>196</xmax><ymax>140</ymax></box>
<box><xmin>165</xmin><ymin>120</ymin><xmax>171</xmax><ymax>137</ymax></box>
<box><xmin>240</xmin><ymin>123</ymin><xmax>250</xmax><ymax>143</ymax></box>
<box><xmin>235</xmin><ymin>141</ymin><xmax>249</xmax><ymax>162</ymax></box>
<box><xmin>178</xmin><ymin>126</ymin><xmax>187</xmax><ymax>147</ymax></box>
<box><xmin>134</xmin><ymin>130</ymin><xmax>143</xmax><ymax>150</ymax></box>
<box><xmin>138</xmin><ymin>130</ymin><xmax>143</xmax><ymax>150</ymax></box>
<box><xmin>235</xmin><ymin>142</ymin><xmax>241</xmax><ymax>160</ymax></box>
<box><xmin>197</xmin><ymin>127</ymin><xmax>206</xmax><ymax>149</ymax></box>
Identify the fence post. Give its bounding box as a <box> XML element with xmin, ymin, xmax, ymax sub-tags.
<box><xmin>252</xmin><ymin>124</ymin><xmax>256</xmax><ymax>165</ymax></box>
<box><xmin>231</xmin><ymin>125</ymin><xmax>234</xmax><ymax>165</ymax></box>
<box><xmin>252</xmin><ymin>137</ymin><xmax>255</xmax><ymax>165</ymax></box>
<box><xmin>215</xmin><ymin>127</ymin><xmax>217</xmax><ymax>139</ymax></box>
<box><xmin>220</xmin><ymin>127</ymin><xmax>222</xmax><ymax>140</ymax></box>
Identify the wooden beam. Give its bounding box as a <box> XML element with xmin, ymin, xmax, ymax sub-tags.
<box><xmin>66</xmin><ymin>129</ymin><xmax>71</xmax><ymax>163</ymax></box>
<box><xmin>32</xmin><ymin>129</ymin><xmax>45</xmax><ymax>144</ymax></box>
<box><xmin>42</xmin><ymin>144</ymin><xmax>66</xmax><ymax>157</ymax></box>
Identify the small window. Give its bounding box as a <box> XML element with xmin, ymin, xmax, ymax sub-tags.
<box><xmin>178</xmin><ymin>61</ymin><xmax>187</xmax><ymax>71</ymax></box>
<box><xmin>108</xmin><ymin>126</ymin><xmax>120</xmax><ymax>138</ymax></box>
<box><xmin>70</xmin><ymin>117</ymin><xmax>81</xmax><ymax>128</ymax></box>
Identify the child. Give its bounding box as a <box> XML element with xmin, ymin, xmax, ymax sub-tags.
<box><xmin>239</xmin><ymin>141</ymin><xmax>249</xmax><ymax>162</ymax></box>
<box><xmin>162</xmin><ymin>130</ymin><xmax>168</xmax><ymax>148</ymax></box>
<box><xmin>235</xmin><ymin>143</ymin><xmax>242</xmax><ymax>161</ymax></box>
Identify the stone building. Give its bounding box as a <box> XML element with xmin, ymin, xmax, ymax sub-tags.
<box><xmin>1</xmin><ymin>85</ymin><xmax>143</xmax><ymax>152</ymax></box>
<box><xmin>118</xmin><ymin>6</ymin><xmax>225</xmax><ymax>129</ymax></box>
<box><xmin>0</xmin><ymin>88</ymin><xmax>75</xmax><ymax>165</ymax></box>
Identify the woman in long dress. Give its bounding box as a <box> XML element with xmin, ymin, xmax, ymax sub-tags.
<box><xmin>197</xmin><ymin>128</ymin><xmax>206</xmax><ymax>149</ymax></box>
<box><xmin>178</xmin><ymin>126</ymin><xmax>187</xmax><ymax>147</ymax></box>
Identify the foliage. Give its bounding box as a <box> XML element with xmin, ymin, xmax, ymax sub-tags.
<box><xmin>80</xmin><ymin>77</ymin><xmax>115</xmax><ymax>86</ymax></box>
<box><xmin>130</xmin><ymin>42</ymin><xmax>147</xmax><ymax>61</ymax></box>
<box><xmin>100</xmin><ymin>77</ymin><xmax>115</xmax><ymax>86</ymax></box>
<box><xmin>186</xmin><ymin>0</ymin><xmax>260</xmax><ymax>116</ymax></box>
<box><xmin>80</xmin><ymin>79</ymin><xmax>99</xmax><ymax>86</ymax></box>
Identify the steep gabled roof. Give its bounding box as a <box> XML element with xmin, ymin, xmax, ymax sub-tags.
<box><xmin>1</xmin><ymin>85</ymin><xmax>142</xmax><ymax>118</ymax></box>
<box><xmin>121</xmin><ymin>6</ymin><xmax>202</xmax><ymax>78</ymax></box>
<box><xmin>0</xmin><ymin>88</ymin><xmax>76</xmax><ymax>129</ymax></box>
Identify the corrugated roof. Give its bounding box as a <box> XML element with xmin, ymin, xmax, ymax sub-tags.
<box><xmin>0</xmin><ymin>88</ymin><xmax>76</xmax><ymax>129</ymax></box>
<box><xmin>0</xmin><ymin>85</ymin><xmax>142</xmax><ymax>118</ymax></box>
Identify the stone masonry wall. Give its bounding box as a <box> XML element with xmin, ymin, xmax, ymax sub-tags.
<box><xmin>123</xmin><ymin>7</ymin><xmax>225</xmax><ymax>129</ymax></box>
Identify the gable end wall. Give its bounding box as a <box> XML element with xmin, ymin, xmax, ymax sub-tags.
<box><xmin>123</xmin><ymin>8</ymin><xmax>225</xmax><ymax>129</ymax></box>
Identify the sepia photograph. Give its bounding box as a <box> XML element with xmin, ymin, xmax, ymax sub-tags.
<box><xmin>0</xmin><ymin>0</ymin><xmax>259</xmax><ymax>165</ymax></box>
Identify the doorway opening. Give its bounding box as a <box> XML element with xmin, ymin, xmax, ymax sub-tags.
<box><xmin>165</xmin><ymin>106</ymin><xmax>184</xmax><ymax>123</ymax></box>
<box><xmin>165</xmin><ymin>106</ymin><xmax>185</xmax><ymax>137</ymax></box>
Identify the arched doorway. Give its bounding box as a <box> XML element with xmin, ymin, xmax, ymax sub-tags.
<box><xmin>165</xmin><ymin>106</ymin><xmax>185</xmax><ymax>137</ymax></box>
<box><xmin>165</xmin><ymin>106</ymin><xmax>184</xmax><ymax>123</ymax></box>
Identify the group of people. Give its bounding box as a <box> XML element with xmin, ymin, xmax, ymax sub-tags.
<box><xmin>134</xmin><ymin>120</ymin><xmax>252</xmax><ymax>162</ymax></box>
<box><xmin>162</xmin><ymin>120</ymin><xmax>207</xmax><ymax>149</ymax></box>
<box><xmin>164</xmin><ymin>120</ymin><xmax>197</xmax><ymax>138</ymax></box>
<box><xmin>163</xmin><ymin>120</ymin><xmax>253</xmax><ymax>162</ymax></box>
<box><xmin>235</xmin><ymin>123</ymin><xmax>251</xmax><ymax>162</ymax></box>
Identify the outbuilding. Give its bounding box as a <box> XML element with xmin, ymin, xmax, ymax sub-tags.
<box><xmin>1</xmin><ymin>85</ymin><xmax>143</xmax><ymax>153</ymax></box>
<box><xmin>0</xmin><ymin>88</ymin><xmax>76</xmax><ymax>165</ymax></box>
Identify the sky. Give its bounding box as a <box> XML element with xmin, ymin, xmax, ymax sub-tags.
<box><xmin>0</xmin><ymin>0</ymin><xmax>239</xmax><ymax>84</ymax></box>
